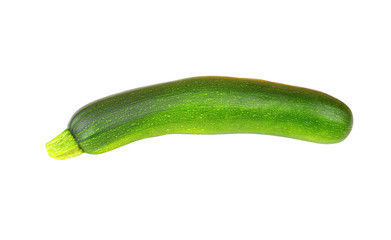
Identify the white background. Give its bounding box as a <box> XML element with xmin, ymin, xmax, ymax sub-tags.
<box><xmin>0</xmin><ymin>0</ymin><xmax>390</xmax><ymax>239</ymax></box>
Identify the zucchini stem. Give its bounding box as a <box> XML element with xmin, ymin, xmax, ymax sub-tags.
<box><xmin>46</xmin><ymin>129</ymin><xmax>83</xmax><ymax>160</ymax></box>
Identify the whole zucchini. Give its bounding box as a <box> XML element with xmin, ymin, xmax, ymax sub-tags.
<box><xmin>46</xmin><ymin>76</ymin><xmax>353</xmax><ymax>160</ymax></box>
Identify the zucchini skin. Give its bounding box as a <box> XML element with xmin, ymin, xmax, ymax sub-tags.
<box><xmin>68</xmin><ymin>76</ymin><xmax>353</xmax><ymax>154</ymax></box>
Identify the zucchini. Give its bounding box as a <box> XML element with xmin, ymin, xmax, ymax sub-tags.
<box><xmin>46</xmin><ymin>76</ymin><xmax>353</xmax><ymax>160</ymax></box>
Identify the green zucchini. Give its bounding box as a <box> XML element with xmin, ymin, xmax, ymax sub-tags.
<box><xmin>46</xmin><ymin>76</ymin><xmax>353</xmax><ymax>160</ymax></box>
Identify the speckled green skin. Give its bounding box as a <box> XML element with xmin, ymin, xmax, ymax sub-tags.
<box><xmin>68</xmin><ymin>76</ymin><xmax>353</xmax><ymax>154</ymax></box>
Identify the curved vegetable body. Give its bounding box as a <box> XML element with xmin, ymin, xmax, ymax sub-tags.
<box><xmin>46</xmin><ymin>76</ymin><xmax>353</xmax><ymax>159</ymax></box>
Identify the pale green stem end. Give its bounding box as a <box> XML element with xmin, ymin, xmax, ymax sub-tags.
<box><xmin>46</xmin><ymin>129</ymin><xmax>83</xmax><ymax>160</ymax></box>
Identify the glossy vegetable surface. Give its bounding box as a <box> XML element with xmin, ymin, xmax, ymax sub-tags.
<box><xmin>46</xmin><ymin>76</ymin><xmax>353</xmax><ymax>159</ymax></box>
